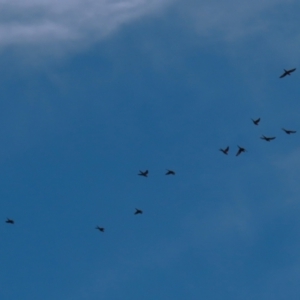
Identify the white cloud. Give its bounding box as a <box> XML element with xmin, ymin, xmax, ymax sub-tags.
<box><xmin>0</xmin><ymin>0</ymin><xmax>171</xmax><ymax>50</ymax></box>
<box><xmin>0</xmin><ymin>0</ymin><xmax>299</xmax><ymax>60</ymax></box>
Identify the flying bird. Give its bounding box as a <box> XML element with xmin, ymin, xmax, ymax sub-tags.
<box><xmin>279</xmin><ymin>68</ymin><xmax>296</xmax><ymax>78</ymax></box>
<box><xmin>282</xmin><ymin>128</ymin><xmax>296</xmax><ymax>134</ymax></box>
<box><xmin>251</xmin><ymin>118</ymin><xmax>260</xmax><ymax>125</ymax></box>
<box><xmin>260</xmin><ymin>135</ymin><xmax>276</xmax><ymax>142</ymax></box>
<box><xmin>134</xmin><ymin>208</ymin><xmax>143</xmax><ymax>215</ymax></box>
<box><xmin>236</xmin><ymin>146</ymin><xmax>246</xmax><ymax>156</ymax></box>
<box><xmin>95</xmin><ymin>226</ymin><xmax>105</xmax><ymax>232</ymax></box>
<box><xmin>138</xmin><ymin>170</ymin><xmax>148</xmax><ymax>177</ymax></box>
<box><xmin>220</xmin><ymin>146</ymin><xmax>229</xmax><ymax>155</ymax></box>
<box><xmin>5</xmin><ymin>218</ymin><xmax>14</xmax><ymax>224</ymax></box>
<box><xmin>165</xmin><ymin>169</ymin><xmax>175</xmax><ymax>175</ymax></box>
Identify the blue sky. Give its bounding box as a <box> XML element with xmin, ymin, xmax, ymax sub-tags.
<box><xmin>1</xmin><ymin>0</ymin><xmax>300</xmax><ymax>299</ymax></box>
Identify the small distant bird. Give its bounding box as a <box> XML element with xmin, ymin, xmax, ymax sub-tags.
<box><xmin>260</xmin><ymin>135</ymin><xmax>276</xmax><ymax>142</ymax></box>
<box><xmin>95</xmin><ymin>226</ymin><xmax>105</xmax><ymax>232</ymax></box>
<box><xmin>165</xmin><ymin>169</ymin><xmax>175</xmax><ymax>175</ymax></box>
<box><xmin>282</xmin><ymin>128</ymin><xmax>296</xmax><ymax>134</ymax></box>
<box><xmin>279</xmin><ymin>68</ymin><xmax>296</xmax><ymax>78</ymax></box>
<box><xmin>236</xmin><ymin>145</ymin><xmax>246</xmax><ymax>156</ymax></box>
<box><xmin>251</xmin><ymin>118</ymin><xmax>260</xmax><ymax>125</ymax></box>
<box><xmin>138</xmin><ymin>170</ymin><xmax>148</xmax><ymax>177</ymax></box>
<box><xmin>220</xmin><ymin>146</ymin><xmax>229</xmax><ymax>155</ymax></box>
<box><xmin>134</xmin><ymin>208</ymin><xmax>143</xmax><ymax>215</ymax></box>
<box><xmin>5</xmin><ymin>218</ymin><xmax>14</xmax><ymax>224</ymax></box>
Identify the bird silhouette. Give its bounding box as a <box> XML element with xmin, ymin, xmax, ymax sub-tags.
<box><xmin>95</xmin><ymin>226</ymin><xmax>105</xmax><ymax>232</ymax></box>
<box><xmin>165</xmin><ymin>169</ymin><xmax>175</xmax><ymax>175</ymax></box>
<box><xmin>134</xmin><ymin>208</ymin><xmax>143</xmax><ymax>215</ymax></box>
<box><xmin>282</xmin><ymin>128</ymin><xmax>296</xmax><ymax>134</ymax></box>
<box><xmin>236</xmin><ymin>146</ymin><xmax>246</xmax><ymax>156</ymax></box>
<box><xmin>251</xmin><ymin>118</ymin><xmax>260</xmax><ymax>125</ymax></box>
<box><xmin>220</xmin><ymin>146</ymin><xmax>229</xmax><ymax>155</ymax></box>
<box><xmin>279</xmin><ymin>68</ymin><xmax>296</xmax><ymax>78</ymax></box>
<box><xmin>260</xmin><ymin>135</ymin><xmax>276</xmax><ymax>142</ymax></box>
<box><xmin>5</xmin><ymin>218</ymin><xmax>14</xmax><ymax>224</ymax></box>
<box><xmin>138</xmin><ymin>170</ymin><xmax>148</xmax><ymax>177</ymax></box>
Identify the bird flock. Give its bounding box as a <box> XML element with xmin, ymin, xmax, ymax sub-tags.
<box><xmin>219</xmin><ymin>68</ymin><xmax>297</xmax><ymax>157</ymax></box>
<box><xmin>4</xmin><ymin>67</ymin><xmax>297</xmax><ymax>233</ymax></box>
<box><xmin>4</xmin><ymin>167</ymin><xmax>176</xmax><ymax>232</ymax></box>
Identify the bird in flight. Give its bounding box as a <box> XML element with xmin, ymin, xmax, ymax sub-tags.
<box><xmin>260</xmin><ymin>135</ymin><xmax>276</xmax><ymax>142</ymax></box>
<box><xmin>134</xmin><ymin>208</ymin><xmax>143</xmax><ymax>215</ymax></box>
<box><xmin>236</xmin><ymin>146</ymin><xmax>246</xmax><ymax>156</ymax></box>
<box><xmin>165</xmin><ymin>169</ymin><xmax>175</xmax><ymax>175</ymax></box>
<box><xmin>5</xmin><ymin>218</ymin><xmax>14</xmax><ymax>224</ymax></box>
<box><xmin>95</xmin><ymin>226</ymin><xmax>105</xmax><ymax>232</ymax></box>
<box><xmin>251</xmin><ymin>118</ymin><xmax>260</xmax><ymax>125</ymax></box>
<box><xmin>138</xmin><ymin>170</ymin><xmax>148</xmax><ymax>177</ymax></box>
<box><xmin>282</xmin><ymin>128</ymin><xmax>296</xmax><ymax>134</ymax></box>
<box><xmin>220</xmin><ymin>146</ymin><xmax>229</xmax><ymax>155</ymax></box>
<box><xmin>279</xmin><ymin>68</ymin><xmax>296</xmax><ymax>78</ymax></box>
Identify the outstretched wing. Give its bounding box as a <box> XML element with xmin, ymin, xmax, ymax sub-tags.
<box><xmin>283</xmin><ymin>128</ymin><xmax>296</xmax><ymax>134</ymax></box>
<box><xmin>280</xmin><ymin>72</ymin><xmax>287</xmax><ymax>78</ymax></box>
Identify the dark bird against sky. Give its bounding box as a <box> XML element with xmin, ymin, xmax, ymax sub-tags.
<box><xmin>236</xmin><ymin>146</ymin><xmax>246</xmax><ymax>156</ymax></box>
<box><xmin>282</xmin><ymin>128</ymin><xmax>296</xmax><ymax>134</ymax></box>
<box><xmin>279</xmin><ymin>68</ymin><xmax>296</xmax><ymax>78</ymax></box>
<box><xmin>138</xmin><ymin>170</ymin><xmax>148</xmax><ymax>177</ymax></box>
<box><xmin>5</xmin><ymin>218</ymin><xmax>14</xmax><ymax>224</ymax></box>
<box><xmin>134</xmin><ymin>208</ymin><xmax>143</xmax><ymax>215</ymax></box>
<box><xmin>220</xmin><ymin>146</ymin><xmax>229</xmax><ymax>155</ymax></box>
<box><xmin>251</xmin><ymin>118</ymin><xmax>260</xmax><ymax>125</ymax></box>
<box><xmin>95</xmin><ymin>226</ymin><xmax>105</xmax><ymax>232</ymax></box>
<box><xmin>260</xmin><ymin>135</ymin><xmax>276</xmax><ymax>142</ymax></box>
<box><xmin>165</xmin><ymin>169</ymin><xmax>175</xmax><ymax>175</ymax></box>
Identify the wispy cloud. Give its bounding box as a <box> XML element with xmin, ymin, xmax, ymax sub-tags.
<box><xmin>0</xmin><ymin>0</ymin><xmax>171</xmax><ymax>51</ymax></box>
<box><xmin>179</xmin><ymin>0</ymin><xmax>298</xmax><ymax>40</ymax></box>
<box><xmin>1</xmin><ymin>0</ymin><xmax>299</xmax><ymax>61</ymax></box>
